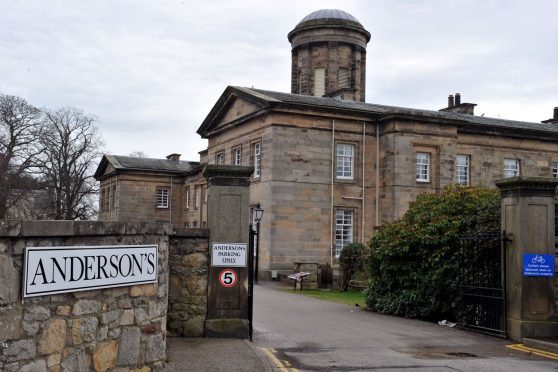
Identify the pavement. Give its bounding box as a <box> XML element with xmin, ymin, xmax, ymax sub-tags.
<box><xmin>163</xmin><ymin>282</ymin><xmax>558</xmax><ymax>371</ymax></box>
<box><xmin>163</xmin><ymin>337</ymin><xmax>271</xmax><ymax>372</ymax></box>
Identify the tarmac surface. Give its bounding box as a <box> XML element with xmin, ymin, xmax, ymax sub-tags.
<box><xmin>164</xmin><ymin>282</ymin><xmax>558</xmax><ymax>371</ymax></box>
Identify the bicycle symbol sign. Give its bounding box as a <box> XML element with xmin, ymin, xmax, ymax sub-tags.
<box><xmin>523</xmin><ymin>253</ymin><xmax>554</xmax><ymax>277</ymax></box>
<box><xmin>218</xmin><ymin>269</ymin><xmax>238</xmax><ymax>288</ymax></box>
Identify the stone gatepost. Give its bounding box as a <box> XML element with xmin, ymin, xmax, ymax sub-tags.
<box><xmin>496</xmin><ymin>177</ymin><xmax>558</xmax><ymax>340</ymax></box>
<box><xmin>203</xmin><ymin>165</ymin><xmax>254</xmax><ymax>338</ymax></box>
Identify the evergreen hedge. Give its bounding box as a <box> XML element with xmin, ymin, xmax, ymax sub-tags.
<box><xmin>365</xmin><ymin>185</ymin><xmax>500</xmax><ymax>320</ymax></box>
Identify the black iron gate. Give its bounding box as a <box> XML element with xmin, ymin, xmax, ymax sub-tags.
<box><xmin>457</xmin><ymin>230</ymin><xmax>507</xmax><ymax>337</ymax></box>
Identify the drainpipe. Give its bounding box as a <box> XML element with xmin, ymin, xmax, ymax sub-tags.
<box><xmin>362</xmin><ymin>122</ymin><xmax>365</xmax><ymax>243</ymax></box>
<box><xmin>169</xmin><ymin>176</ymin><xmax>173</xmax><ymax>225</ymax></box>
<box><xmin>330</xmin><ymin>119</ymin><xmax>335</xmax><ymax>267</ymax></box>
<box><xmin>115</xmin><ymin>176</ymin><xmax>119</xmax><ymax>220</ymax></box>
<box><xmin>375</xmin><ymin>123</ymin><xmax>380</xmax><ymax>226</ymax></box>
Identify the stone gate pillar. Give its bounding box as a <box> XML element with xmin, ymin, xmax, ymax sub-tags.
<box><xmin>203</xmin><ymin>165</ymin><xmax>253</xmax><ymax>338</ymax></box>
<box><xmin>496</xmin><ymin>177</ymin><xmax>558</xmax><ymax>340</ymax></box>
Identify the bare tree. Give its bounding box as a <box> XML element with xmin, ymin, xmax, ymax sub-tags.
<box><xmin>37</xmin><ymin>107</ymin><xmax>103</xmax><ymax>220</ymax></box>
<box><xmin>0</xmin><ymin>94</ymin><xmax>44</xmax><ymax>218</ymax></box>
<box><xmin>128</xmin><ymin>151</ymin><xmax>148</xmax><ymax>158</ymax></box>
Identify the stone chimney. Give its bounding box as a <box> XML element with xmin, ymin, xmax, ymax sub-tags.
<box><xmin>542</xmin><ymin>107</ymin><xmax>558</xmax><ymax>124</ymax></box>
<box><xmin>166</xmin><ymin>153</ymin><xmax>181</xmax><ymax>163</ymax></box>
<box><xmin>439</xmin><ymin>92</ymin><xmax>477</xmax><ymax>115</ymax></box>
<box><xmin>448</xmin><ymin>94</ymin><xmax>454</xmax><ymax>107</ymax></box>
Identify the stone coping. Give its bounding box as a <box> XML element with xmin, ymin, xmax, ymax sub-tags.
<box><xmin>202</xmin><ymin>164</ymin><xmax>254</xmax><ymax>179</ymax></box>
<box><xmin>173</xmin><ymin>228</ymin><xmax>210</xmax><ymax>238</ymax></box>
<box><xmin>495</xmin><ymin>176</ymin><xmax>558</xmax><ymax>188</ymax></box>
<box><xmin>495</xmin><ymin>176</ymin><xmax>558</xmax><ymax>197</ymax></box>
<box><xmin>0</xmin><ymin>220</ymin><xmax>173</xmax><ymax>238</ymax></box>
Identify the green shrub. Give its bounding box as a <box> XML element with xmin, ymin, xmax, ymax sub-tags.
<box><xmin>365</xmin><ymin>185</ymin><xmax>500</xmax><ymax>320</ymax></box>
<box><xmin>339</xmin><ymin>242</ymin><xmax>367</xmax><ymax>291</ymax></box>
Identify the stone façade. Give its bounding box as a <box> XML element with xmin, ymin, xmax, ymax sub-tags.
<box><xmin>94</xmin><ymin>9</ymin><xmax>558</xmax><ymax>280</ymax></box>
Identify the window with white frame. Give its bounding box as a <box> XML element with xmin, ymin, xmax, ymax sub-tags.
<box><xmin>336</xmin><ymin>143</ymin><xmax>354</xmax><ymax>180</ymax></box>
<box><xmin>253</xmin><ymin>142</ymin><xmax>261</xmax><ymax>178</ymax></box>
<box><xmin>552</xmin><ymin>162</ymin><xmax>558</xmax><ymax>178</ymax></box>
<box><xmin>233</xmin><ymin>147</ymin><xmax>242</xmax><ymax>166</ymax></box>
<box><xmin>185</xmin><ymin>187</ymin><xmax>190</xmax><ymax>209</ymax></box>
<box><xmin>156</xmin><ymin>188</ymin><xmax>169</xmax><ymax>208</ymax></box>
<box><xmin>314</xmin><ymin>68</ymin><xmax>325</xmax><ymax>97</ymax></box>
<box><xmin>455</xmin><ymin>155</ymin><xmax>470</xmax><ymax>185</ymax></box>
<box><xmin>416</xmin><ymin>152</ymin><xmax>430</xmax><ymax>182</ymax></box>
<box><xmin>504</xmin><ymin>158</ymin><xmax>520</xmax><ymax>178</ymax></box>
<box><xmin>216</xmin><ymin>152</ymin><xmax>225</xmax><ymax>165</ymax></box>
<box><xmin>194</xmin><ymin>186</ymin><xmax>200</xmax><ymax>209</ymax></box>
<box><xmin>335</xmin><ymin>210</ymin><xmax>353</xmax><ymax>257</ymax></box>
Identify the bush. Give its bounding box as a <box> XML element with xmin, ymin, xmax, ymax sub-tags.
<box><xmin>339</xmin><ymin>242</ymin><xmax>367</xmax><ymax>291</ymax></box>
<box><xmin>365</xmin><ymin>185</ymin><xmax>500</xmax><ymax>320</ymax></box>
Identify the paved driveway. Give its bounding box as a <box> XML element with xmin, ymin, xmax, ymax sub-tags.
<box><xmin>253</xmin><ymin>283</ymin><xmax>556</xmax><ymax>371</ymax></box>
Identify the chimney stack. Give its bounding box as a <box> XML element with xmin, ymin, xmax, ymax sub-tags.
<box><xmin>166</xmin><ymin>153</ymin><xmax>181</xmax><ymax>163</ymax></box>
<box><xmin>448</xmin><ymin>95</ymin><xmax>454</xmax><ymax>107</ymax></box>
<box><xmin>541</xmin><ymin>107</ymin><xmax>558</xmax><ymax>124</ymax></box>
<box><xmin>439</xmin><ymin>92</ymin><xmax>476</xmax><ymax>115</ymax></box>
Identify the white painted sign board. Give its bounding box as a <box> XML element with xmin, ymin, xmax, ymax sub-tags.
<box><xmin>212</xmin><ymin>243</ymin><xmax>247</xmax><ymax>267</ymax></box>
<box><xmin>23</xmin><ymin>245</ymin><xmax>158</xmax><ymax>298</ymax></box>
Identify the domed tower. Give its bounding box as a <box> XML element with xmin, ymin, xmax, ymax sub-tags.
<box><xmin>288</xmin><ymin>9</ymin><xmax>371</xmax><ymax>102</ymax></box>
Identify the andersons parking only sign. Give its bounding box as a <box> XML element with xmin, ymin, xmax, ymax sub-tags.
<box><xmin>211</xmin><ymin>242</ymin><xmax>247</xmax><ymax>267</ymax></box>
<box><xmin>23</xmin><ymin>245</ymin><xmax>158</xmax><ymax>297</ymax></box>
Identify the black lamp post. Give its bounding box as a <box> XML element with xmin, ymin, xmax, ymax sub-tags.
<box><xmin>253</xmin><ymin>203</ymin><xmax>264</xmax><ymax>284</ymax></box>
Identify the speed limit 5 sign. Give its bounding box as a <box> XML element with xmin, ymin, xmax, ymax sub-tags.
<box><xmin>218</xmin><ymin>269</ymin><xmax>238</xmax><ymax>288</ymax></box>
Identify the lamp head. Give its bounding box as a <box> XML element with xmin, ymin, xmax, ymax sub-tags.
<box><xmin>254</xmin><ymin>203</ymin><xmax>264</xmax><ymax>223</ymax></box>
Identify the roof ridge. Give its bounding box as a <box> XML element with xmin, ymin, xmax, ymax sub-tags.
<box><xmin>245</xmin><ymin>87</ymin><xmax>549</xmax><ymax>128</ymax></box>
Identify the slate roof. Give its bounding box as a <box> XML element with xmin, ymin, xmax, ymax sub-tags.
<box><xmin>94</xmin><ymin>155</ymin><xmax>200</xmax><ymax>179</ymax></box>
<box><xmin>236</xmin><ymin>87</ymin><xmax>558</xmax><ymax>136</ymax></box>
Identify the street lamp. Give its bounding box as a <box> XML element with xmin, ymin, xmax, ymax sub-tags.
<box><xmin>253</xmin><ymin>203</ymin><xmax>264</xmax><ymax>284</ymax></box>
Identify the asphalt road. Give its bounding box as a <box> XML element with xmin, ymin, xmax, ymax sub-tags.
<box><xmin>253</xmin><ymin>283</ymin><xmax>557</xmax><ymax>371</ymax></box>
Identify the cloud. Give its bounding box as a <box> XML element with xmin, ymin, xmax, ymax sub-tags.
<box><xmin>1</xmin><ymin>0</ymin><xmax>556</xmax><ymax>160</ymax></box>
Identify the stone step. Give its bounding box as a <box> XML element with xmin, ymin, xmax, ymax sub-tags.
<box><xmin>523</xmin><ymin>338</ymin><xmax>558</xmax><ymax>354</ymax></box>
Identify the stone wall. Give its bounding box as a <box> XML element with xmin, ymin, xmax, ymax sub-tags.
<box><xmin>167</xmin><ymin>228</ymin><xmax>209</xmax><ymax>337</ymax></box>
<box><xmin>0</xmin><ymin>220</ymin><xmax>171</xmax><ymax>372</ymax></box>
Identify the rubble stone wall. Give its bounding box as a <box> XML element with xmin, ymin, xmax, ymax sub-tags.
<box><xmin>0</xmin><ymin>220</ymin><xmax>171</xmax><ymax>372</ymax></box>
<box><xmin>167</xmin><ymin>228</ymin><xmax>209</xmax><ymax>337</ymax></box>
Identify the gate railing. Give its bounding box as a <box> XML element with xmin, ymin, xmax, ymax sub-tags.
<box><xmin>457</xmin><ymin>230</ymin><xmax>507</xmax><ymax>337</ymax></box>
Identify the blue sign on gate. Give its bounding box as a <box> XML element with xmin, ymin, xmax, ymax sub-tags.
<box><xmin>522</xmin><ymin>253</ymin><xmax>555</xmax><ymax>277</ymax></box>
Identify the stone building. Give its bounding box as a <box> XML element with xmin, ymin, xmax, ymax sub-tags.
<box><xmin>96</xmin><ymin>9</ymin><xmax>558</xmax><ymax>279</ymax></box>
<box><xmin>95</xmin><ymin>154</ymin><xmax>208</xmax><ymax>228</ymax></box>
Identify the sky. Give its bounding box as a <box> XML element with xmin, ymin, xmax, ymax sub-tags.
<box><xmin>1</xmin><ymin>0</ymin><xmax>557</xmax><ymax>161</ymax></box>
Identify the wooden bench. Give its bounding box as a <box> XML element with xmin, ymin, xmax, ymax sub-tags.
<box><xmin>287</xmin><ymin>272</ymin><xmax>310</xmax><ymax>291</ymax></box>
<box><xmin>348</xmin><ymin>280</ymin><xmax>367</xmax><ymax>290</ymax></box>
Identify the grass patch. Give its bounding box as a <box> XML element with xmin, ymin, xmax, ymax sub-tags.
<box><xmin>287</xmin><ymin>288</ymin><xmax>366</xmax><ymax>307</ymax></box>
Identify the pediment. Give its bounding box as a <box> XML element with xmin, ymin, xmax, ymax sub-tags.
<box><xmin>197</xmin><ymin>86</ymin><xmax>272</xmax><ymax>137</ymax></box>
<box><xmin>214</xmin><ymin>95</ymin><xmax>264</xmax><ymax>128</ymax></box>
<box><xmin>94</xmin><ymin>155</ymin><xmax>119</xmax><ymax>180</ymax></box>
<box><xmin>103</xmin><ymin>163</ymin><xmax>115</xmax><ymax>176</ymax></box>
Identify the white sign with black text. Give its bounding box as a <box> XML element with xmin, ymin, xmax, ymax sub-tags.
<box><xmin>211</xmin><ymin>243</ymin><xmax>247</xmax><ymax>267</ymax></box>
<box><xmin>23</xmin><ymin>245</ymin><xmax>158</xmax><ymax>298</ymax></box>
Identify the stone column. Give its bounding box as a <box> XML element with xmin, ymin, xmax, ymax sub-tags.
<box><xmin>496</xmin><ymin>177</ymin><xmax>558</xmax><ymax>340</ymax></box>
<box><xmin>203</xmin><ymin>165</ymin><xmax>253</xmax><ymax>338</ymax></box>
